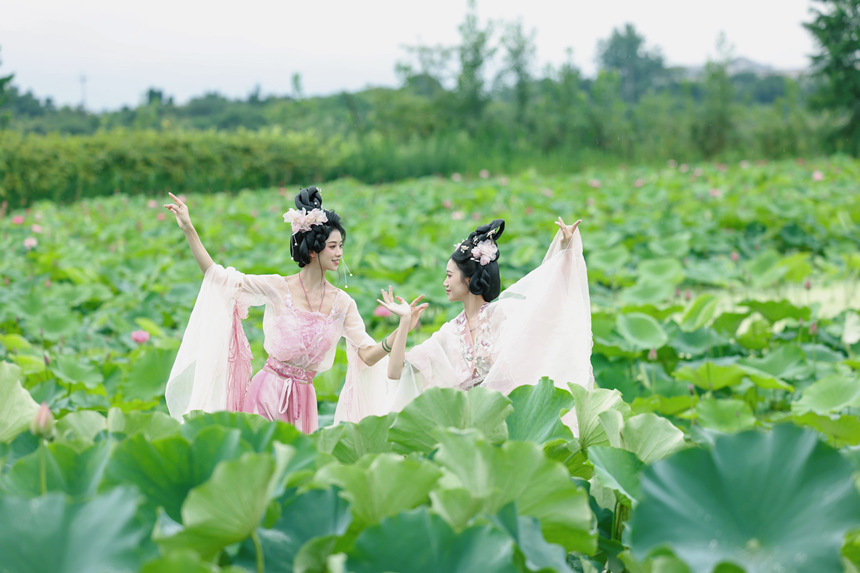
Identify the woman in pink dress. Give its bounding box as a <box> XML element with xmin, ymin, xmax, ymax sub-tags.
<box><xmin>163</xmin><ymin>187</ymin><xmax>426</xmax><ymax>432</ymax></box>
<box><xmin>342</xmin><ymin>216</ymin><xmax>593</xmax><ymax>426</ymax></box>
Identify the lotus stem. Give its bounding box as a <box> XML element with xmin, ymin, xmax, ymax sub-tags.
<box><xmin>252</xmin><ymin>530</ymin><xmax>264</xmax><ymax>573</ymax></box>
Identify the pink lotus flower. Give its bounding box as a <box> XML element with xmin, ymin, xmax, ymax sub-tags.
<box><xmin>156</xmin><ymin>213</ymin><xmax>166</xmax><ymax>221</ymax></box>
<box><xmin>586</xmin><ymin>197</ymin><xmax>596</xmax><ymax>207</ymax></box>
<box><xmin>647</xmin><ymin>348</ymin><xmax>658</xmax><ymax>361</ymax></box>
<box><xmin>525</xmin><ymin>206</ymin><xmax>533</xmax><ymax>215</ymax></box>
<box><xmin>131</xmin><ymin>330</ymin><xmax>150</xmax><ymax>344</ymax></box>
<box><xmin>471</xmin><ymin>212</ymin><xmax>481</xmax><ymax>221</ymax></box>
<box><xmin>709</xmin><ymin>188</ymin><xmax>722</xmax><ymax>198</ymax></box>
<box><xmin>147</xmin><ymin>199</ymin><xmax>159</xmax><ymax>209</ymax></box>
<box><xmin>451</xmin><ymin>173</ymin><xmax>463</xmax><ymax>182</ymax></box>
<box><xmin>479</xmin><ymin>169</ymin><xmax>490</xmax><ymax>179</ymax></box>
<box><xmin>634</xmin><ymin>179</ymin><xmax>644</xmax><ymax>188</ymax></box>
<box><xmin>452</xmin><ymin>211</ymin><xmax>465</xmax><ymax>221</ymax></box>
<box><xmin>498</xmin><ymin>177</ymin><xmax>509</xmax><ymax>186</ymax></box>
<box><xmin>684</xmin><ymin>289</ymin><xmax>692</xmax><ymax>301</ymax></box>
<box><xmin>588</xmin><ymin>179</ymin><xmax>601</xmax><ymax>189</ymax></box>
<box><xmin>373</xmin><ymin>305</ymin><xmax>392</xmax><ymax>317</ymax></box>
<box><xmin>30</xmin><ymin>402</ymin><xmax>55</xmax><ymax>439</ymax></box>
<box><xmin>809</xmin><ymin>322</ymin><xmax>818</xmax><ymax>335</ymax></box>
<box><xmin>23</xmin><ymin>237</ymin><xmax>37</xmax><ymax>249</ymax></box>
<box><xmin>12</xmin><ymin>215</ymin><xmax>24</xmax><ymax>224</ymax></box>
<box><xmin>693</xmin><ymin>167</ymin><xmax>704</xmax><ymax>177</ymax></box>
<box><xmin>30</xmin><ymin>224</ymin><xmax>43</xmax><ymax>234</ymax></box>
<box><xmin>540</xmin><ymin>188</ymin><xmax>554</xmax><ymax>198</ymax></box>
<box><xmin>740</xmin><ymin>160</ymin><xmax>751</xmax><ymax>168</ymax></box>
<box><xmin>442</xmin><ymin>199</ymin><xmax>453</xmax><ymax>209</ymax></box>
<box><xmin>730</xmin><ymin>251</ymin><xmax>739</xmax><ymax>262</ymax></box>
<box><xmin>45</xmin><ymin>279</ymin><xmax>51</xmax><ymax>288</ymax></box>
<box><xmin>796</xmin><ymin>158</ymin><xmax>804</xmax><ymax>165</ymax></box>
<box><xmin>804</xmin><ymin>278</ymin><xmax>811</xmax><ymax>290</ymax></box>
<box><xmin>812</xmin><ymin>170</ymin><xmax>824</xmax><ymax>181</ymax></box>
<box><xmin>679</xmin><ymin>164</ymin><xmax>689</xmax><ymax>173</ymax></box>
<box><xmin>668</xmin><ymin>160</ymin><xmax>677</xmax><ymax>168</ymax></box>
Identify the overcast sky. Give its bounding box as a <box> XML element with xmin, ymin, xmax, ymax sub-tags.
<box><xmin>2</xmin><ymin>0</ymin><xmax>818</xmax><ymax>111</ymax></box>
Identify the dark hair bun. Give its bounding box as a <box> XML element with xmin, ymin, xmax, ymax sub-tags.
<box><xmin>289</xmin><ymin>186</ymin><xmax>347</xmax><ymax>268</ymax></box>
<box><xmin>450</xmin><ymin>218</ymin><xmax>505</xmax><ymax>302</ymax></box>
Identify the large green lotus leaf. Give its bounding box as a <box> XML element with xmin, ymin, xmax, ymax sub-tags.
<box><xmin>600</xmin><ymin>411</ymin><xmax>687</xmax><ymax>465</ymax></box>
<box><xmin>1</xmin><ymin>440</ymin><xmax>111</xmax><ymax>500</ymax></box>
<box><xmin>679</xmin><ymin>294</ymin><xmax>719</xmax><ymax>333</ymax></box>
<box><xmin>673</xmin><ymin>360</ymin><xmax>746</xmax><ymax>391</ymax></box>
<box><xmin>638</xmin><ymin>258</ymin><xmax>685</xmax><ymax>286</ymax></box>
<box><xmin>107</xmin><ymin>408</ymin><xmax>181</xmax><ymax>441</ymax></box>
<box><xmin>314</xmin><ymin>452</ymin><xmax>442</xmax><ymax>528</ymax></box>
<box><xmin>587</xmin><ymin>244</ymin><xmax>630</xmax><ymax>272</ymax></box>
<box><xmin>793</xmin><ymin>412</ymin><xmax>860</xmax><ymax>447</ymax></box>
<box><xmin>431</xmin><ymin>429</ymin><xmax>595</xmax><ymax>553</ymax></box>
<box><xmin>181</xmin><ymin>412</ymin><xmax>317</xmax><ymax>482</ymax></box>
<box><xmin>101</xmin><ymin>427</ymin><xmax>251</xmax><ymax>521</ymax></box>
<box><xmin>140</xmin><ymin>549</ymin><xmax>225</xmax><ymax>573</ymax></box>
<box><xmin>234</xmin><ymin>487</ymin><xmax>352</xmax><ymax>573</ymax></box>
<box><xmin>739</xmin><ymin>345</ymin><xmax>810</xmax><ymax>380</ymax></box>
<box><xmin>842</xmin><ymin>312</ymin><xmax>860</xmax><ymax>346</ymax></box>
<box><xmin>314</xmin><ymin>413</ymin><xmax>394</xmax><ymax>463</ymax></box>
<box><xmin>791</xmin><ymin>374</ymin><xmax>860</xmax><ymax>415</ymax></box>
<box><xmin>620</xmin><ymin>281</ymin><xmax>677</xmax><ymax>306</ymax></box>
<box><xmin>743</xmin><ymin>250</ymin><xmax>789</xmax><ymax>289</ymax></box>
<box><xmin>648</xmin><ymin>234</ymin><xmax>691</xmax><ymax>259</ymax></box>
<box><xmin>694</xmin><ymin>399</ymin><xmax>757</xmax><ymax>433</ymax></box>
<box><xmin>0</xmin><ymin>361</ymin><xmax>40</xmax><ymax>443</ymax></box>
<box><xmin>55</xmin><ymin>410</ymin><xmax>107</xmax><ymax>443</ymax></box>
<box><xmin>630</xmin><ymin>425</ymin><xmax>860</xmax><ymax>572</ymax></box>
<box><xmin>616</xmin><ymin>313</ymin><xmax>669</xmax><ymax>350</ymax></box>
<box><xmin>506</xmin><ymin>377</ymin><xmax>573</xmax><ymax>443</ymax></box>
<box><xmin>0</xmin><ymin>487</ymin><xmax>147</xmax><ymax>573</ymax></box>
<box><xmin>346</xmin><ymin>507</ymin><xmax>518</xmax><ymax>573</ymax></box>
<box><xmin>491</xmin><ymin>502</ymin><xmax>574</xmax><ymax>573</ymax></box>
<box><xmin>155</xmin><ymin>446</ymin><xmax>293</xmax><ymax>560</ymax></box>
<box><xmin>712</xmin><ymin>311</ymin><xmax>752</xmax><ymax>336</ymax></box>
<box><xmin>737</xmin><ymin>365</ymin><xmax>794</xmax><ymax>391</ymax></box>
<box><xmin>741</xmin><ymin>299</ymin><xmax>810</xmax><ymax>323</ymax></box>
<box><xmin>119</xmin><ymin>346</ymin><xmax>177</xmax><ymax>401</ymax></box>
<box><xmin>569</xmin><ymin>384</ymin><xmax>632</xmax><ymax>449</ymax></box>
<box><xmin>588</xmin><ymin>446</ymin><xmax>644</xmax><ymax>506</ymax></box>
<box><xmin>52</xmin><ymin>354</ymin><xmax>104</xmax><ymax>389</ymax></box>
<box><xmin>388</xmin><ymin>386</ymin><xmax>512</xmax><ymax>453</ymax></box>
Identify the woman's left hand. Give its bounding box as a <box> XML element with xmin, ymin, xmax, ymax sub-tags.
<box><xmin>555</xmin><ymin>217</ymin><xmax>582</xmax><ymax>245</ymax></box>
<box><xmin>378</xmin><ymin>287</ymin><xmax>428</xmax><ymax>329</ymax></box>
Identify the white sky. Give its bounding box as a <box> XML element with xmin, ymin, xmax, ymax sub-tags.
<box><xmin>1</xmin><ymin>0</ymin><xmax>817</xmax><ymax>111</ymax></box>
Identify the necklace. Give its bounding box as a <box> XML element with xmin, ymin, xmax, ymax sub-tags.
<box><xmin>298</xmin><ymin>274</ymin><xmax>326</xmax><ymax>313</ymax></box>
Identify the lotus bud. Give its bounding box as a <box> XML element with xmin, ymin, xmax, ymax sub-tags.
<box><xmin>684</xmin><ymin>289</ymin><xmax>692</xmax><ymax>301</ymax></box>
<box><xmin>30</xmin><ymin>402</ymin><xmax>55</xmax><ymax>440</ymax></box>
<box><xmin>809</xmin><ymin>322</ymin><xmax>818</xmax><ymax>336</ymax></box>
<box><xmin>804</xmin><ymin>278</ymin><xmax>811</xmax><ymax>290</ymax></box>
<box><xmin>688</xmin><ymin>384</ymin><xmax>696</xmax><ymax>396</ymax></box>
<box><xmin>647</xmin><ymin>348</ymin><xmax>658</xmax><ymax>361</ymax></box>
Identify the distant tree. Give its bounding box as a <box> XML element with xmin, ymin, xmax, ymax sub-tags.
<box><xmin>597</xmin><ymin>24</ymin><xmax>665</xmax><ymax>103</ymax></box>
<box><xmin>291</xmin><ymin>73</ymin><xmax>304</xmax><ymax>100</ymax></box>
<box><xmin>395</xmin><ymin>43</ymin><xmax>453</xmax><ymax>98</ymax></box>
<box><xmin>454</xmin><ymin>0</ymin><xmax>496</xmax><ymax>132</ymax></box>
<box><xmin>692</xmin><ymin>33</ymin><xmax>735</xmax><ymax>158</ymax></box>
<box><xmin>804</xmin><ymin>0</ymin><xmax>860</xmax><ymax>153</ymax></box>
<box><xmin>0</xmin><ymin>47</ymin><xmax>15</xmax><ymax>127</ymax></box>
<box><xmin>496</xmin><ymin>19</ymin><xmax>536</xmax><ymax>125</ymax></box>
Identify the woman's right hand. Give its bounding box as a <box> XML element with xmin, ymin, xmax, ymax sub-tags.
<box><xmin>378</xmin><ymin>287</ymin><xmax>428</xmax><ymax>327</ymax></box>
<box><xmin>164</xmin><ymin>192</ymin><xmax>193</xmax><ymax>233</ymax></box>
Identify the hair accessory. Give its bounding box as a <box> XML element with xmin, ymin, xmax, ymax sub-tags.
<box><xmin>470</xmin><ymin>240</ymin><xmax>498</xmax><ymax>266</ymax></box>
<box><xmin>283</xmin><ymin>208</ymin><xmax>328</xmax><ymax>235</ymax></box>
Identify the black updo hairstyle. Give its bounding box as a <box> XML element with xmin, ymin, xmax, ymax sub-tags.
<box><xmin>450</xmin><ymin>219</ymin><xmax>505</xmax><ymax>302</ymax></box>
<box><xmin>289</xmin><ymin>186</ymin><xmax>346</xmax><ymax>268</ymax></box>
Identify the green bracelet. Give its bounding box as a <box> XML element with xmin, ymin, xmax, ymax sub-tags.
<box><xmin>381</xmin><ymin>337</ymin><xmax>392</xmax><ymax>353</ymax></box>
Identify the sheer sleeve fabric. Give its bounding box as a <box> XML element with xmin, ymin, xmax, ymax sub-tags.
<box><xmin>165</xmin><ymin>264</ymin><xmax>270</xmax><ymax>420</ymax></box>
<box><xmin>483</xmin><ymin>228</ymin><xmax>594</xmax><ymax>395</ymax></box>
<box><xmin>333</xmin><ymin>297</ymin><xmax>395</xmax><ymax>424</ymax></box>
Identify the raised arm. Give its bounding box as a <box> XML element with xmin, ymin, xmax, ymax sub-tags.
<box><xmin>375</xmin><ymin>288</ymin><xmax>428</xmax><ymax>379</ymax></box>
<box><xmin>555</xmin><ymin>217</ymin><xmax>582</xmax><ymax>249</ymax></box>
<box><xmin>164</xmin><ymin>192</ymin><xmax>215</xmax><ymax>274</ymax></box>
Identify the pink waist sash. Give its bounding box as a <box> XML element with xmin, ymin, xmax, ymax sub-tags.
<box><xmin>263</xmin><ymin>357</ymin><xmax>317</xmax><ymax>416</ymax></box>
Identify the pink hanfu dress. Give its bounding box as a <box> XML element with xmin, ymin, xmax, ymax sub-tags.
<box><xmin>166</xmin><ymin>265</ymin><xmax>384</xmax><ymax>433</ymax></box>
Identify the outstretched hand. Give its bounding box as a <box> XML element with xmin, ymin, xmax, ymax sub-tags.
<box><xmin>555</xmin><ymin>217</ymin><xmax>582</xmax><ymax>245</ymax></box>
<box><xmin>377</xmin><ymin>286</ymin><xmax>428</xmax><ymax>331</ymax></box>
<box><xmin>164</xmin><ymin>192</ymin><xmax>193</xmax><ymax>232</ymax></box>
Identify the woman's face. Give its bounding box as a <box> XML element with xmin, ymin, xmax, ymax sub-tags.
<box><xmin>443</xmin><ymin>259</ymin><xmax>470</xmax><ymax>302</ymax></box>
<box><xmin>313</xmin><ymin>229</ymin><xmax>343</xmax><ymax>273</ymax></box>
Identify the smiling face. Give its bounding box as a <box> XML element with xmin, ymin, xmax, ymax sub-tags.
<box><xmin>310</xmin><ymin>229</ymin><xmax>343</xmax><ymax>273</ymax></box>
<box><xmin>443</xmin><ymin>259</ymin><xmax>471</xmax><ymax>302</ymax></box>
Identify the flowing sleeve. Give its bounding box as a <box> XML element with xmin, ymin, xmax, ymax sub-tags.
<box><xmin>165</xmin><ymin>264</ymin><xmax>269</xmax><ymax>420</ymax></box>
<box><xmin>482</xmin><ymin>228</ymin><xmax>594</xmax><ymax>396</ymax></box>
<box><xmin>333</xmin><ymin>297</ymin><xmax>396</xmax><ymax>424</ymax></box>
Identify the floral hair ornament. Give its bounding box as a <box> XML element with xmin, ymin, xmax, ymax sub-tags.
<box><xmin>283</xmin><ymin>207</ymin><xmax>328</xmax><ymax>235</ymax></box>
<box><xmin>471</xmin><ymin>240</ymin><xmax>498</xmax><ymax>266</ymax></box>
